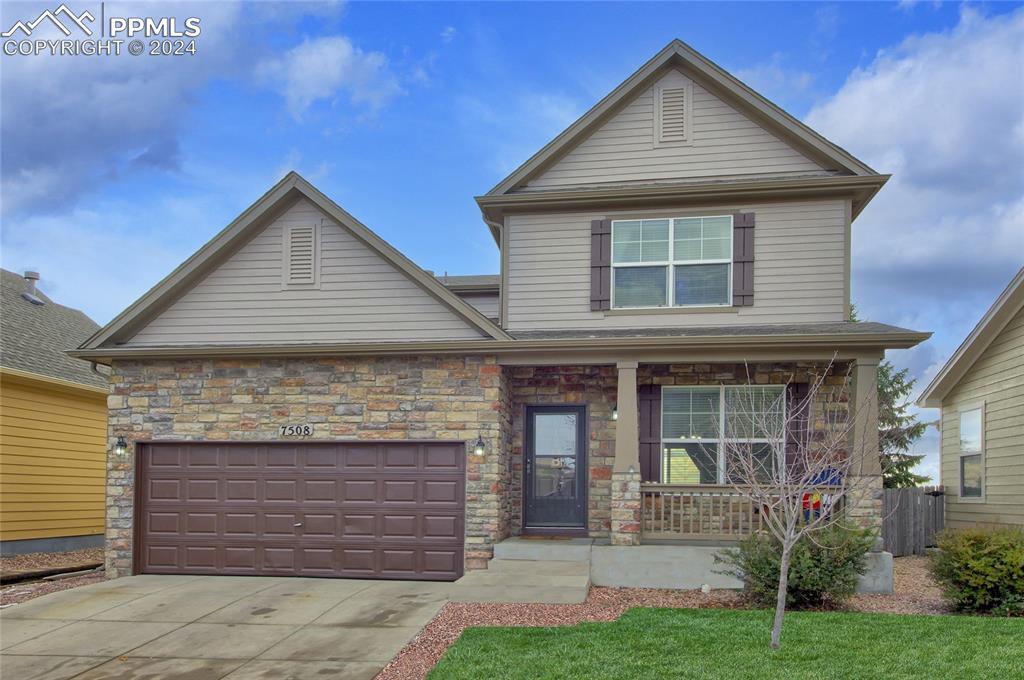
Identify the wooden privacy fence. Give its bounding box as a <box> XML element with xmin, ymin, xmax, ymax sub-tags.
<box><xmin>882</xmin><ymin>486</ymin><xmax>945</xmax><ymax>557</ymax></box>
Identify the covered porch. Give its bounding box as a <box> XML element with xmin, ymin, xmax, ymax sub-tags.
<box><xmin>500</xmin><ymin>355</ymin><xmax>884</xmax><ymax>546</ymax></box>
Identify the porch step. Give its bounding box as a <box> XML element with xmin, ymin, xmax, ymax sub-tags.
<box><xmin>451</xmin><ymin>558</ymin><xmax>591</xmax><ymax>604</ymax></box>
<box><xmin>492</xmin><ymin>537</ymin><xmax>594</xmax><ymax>562</ymax></box>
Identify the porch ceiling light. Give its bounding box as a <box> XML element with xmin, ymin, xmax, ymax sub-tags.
<box><xmin>612</xmin><ymin>407</ymin><xmax>618</xmax><ymax>421</ymax></box>
<box><xmin>472</xmin><ymin>436</ymin><xmax>486</xmax><ymax>457</ymax></box>
<box><xmin>114</xmin><ymin>436</ymin><xmax>129</xmax><ymax>457</ymax></box>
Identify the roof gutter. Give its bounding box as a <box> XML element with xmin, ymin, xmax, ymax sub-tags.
<box><xmin>69</xmin><ymin>330</ymin><xmax>930</xmax><ymax>364</ymax></box>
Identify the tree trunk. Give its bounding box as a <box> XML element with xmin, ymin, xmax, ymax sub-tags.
<box><xmin>770</xmin><ymin>545</ymin><xmax>792</xmax><ymax>649</ymax></box>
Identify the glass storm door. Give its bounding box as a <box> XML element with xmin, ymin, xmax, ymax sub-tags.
<box><xmin>524</xmin><ymin>405</ymin><xmax>587</xmax><ymax>530</ymax></box>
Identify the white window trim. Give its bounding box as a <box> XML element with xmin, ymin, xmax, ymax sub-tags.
<box><xmin>957</xmin><ymin>402</ymin><xmax>985</xmax><ymax>502</ymax></box>
<box><xmin>610</xmin><ymin>215</ymin><xmax>733</xmax><ymax>310</ymax></box>
<box><xmin>660</xmin><ymin>385</ymin><xmax>786</xmax><ymax>485</ymax></box>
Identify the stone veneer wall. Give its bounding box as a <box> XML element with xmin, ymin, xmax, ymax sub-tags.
<box><xmin>506</xmin><ymin>366</ymin><xmax>618</xmax><ymax>537</ymax></box>
<box><xmin>105</xmin><ymin>355</ymin><xmax>510</xmax><ymax>578</ymax></box>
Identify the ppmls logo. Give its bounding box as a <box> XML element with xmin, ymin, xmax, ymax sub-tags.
<box><xmin>2</xmin><ymin>3</ymin><xmax>201</xmax><ymax>57</ymax></box>
<box><xmin>2</xmin><ymin>3</ymin><xmax>94</xmax><ymax>38</ymax></box>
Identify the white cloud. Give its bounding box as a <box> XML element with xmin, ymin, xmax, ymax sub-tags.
<box><xmin>806</xmin><ymin>7</ymin><xmax>1024</xmax><ymax>319</ymax></box>
<box><xmin>441</xmin><ymin>26</ymin><xmax>457</xmax><ymax>43</ymax></box>
<box><xmin>805</xmin><ymin>7</ymin><xmax>1024</xmax><ymax>482</ymax></box>
<box><xmin>0</xmin><ymin>1</ymin><xmax>349</xmax><ymax>218</ymax></box>
<box><xmin>257</xmin><ymin>36</ymin><xmax>402</xmax><ymax>119</ymax></box>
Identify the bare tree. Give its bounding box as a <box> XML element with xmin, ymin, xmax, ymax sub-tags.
<box><xmin>717</xmin><ymin>359</ymin><xmax>881</xmax><ymax>649</ymax></box>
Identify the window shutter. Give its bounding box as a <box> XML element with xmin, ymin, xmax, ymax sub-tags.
<box><xmin>639</xmin><ymin>384</ymin><xmax>662</xmax><ymax>482</ymax></box>
<box><xmin>658</xmin><ymin>87</ymin><xmax>689</xmax><ymax>143</ymax></box>
<box><xmin>590</xmin><ymin>219</ymin><xmax>612</xmax><ymax>311</ymax></box>
<box><xmin>732</xmin><ymin>212</ymin><xmax>755</xmax><ymax>306</ymax></box>
<box><xmin>785</xmin><ymin>382</ymin><xmax>810</xmax><ymax>473</ymax></box>
<box><xmin>283</xmin><ymin>224</ymin><xmax>319</xmax><ymax>289</ymax></box>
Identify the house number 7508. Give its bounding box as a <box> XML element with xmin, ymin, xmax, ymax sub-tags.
<box><xmin>278</xmin><ymin>424</ymin><xmax>314</xmax><ymax>436</ymax></box>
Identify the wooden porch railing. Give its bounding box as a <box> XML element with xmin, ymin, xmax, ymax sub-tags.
<box><xmin>641</xmin><ymin>484</ymin><xmax>845</xmax><ymax>540</ymax></box>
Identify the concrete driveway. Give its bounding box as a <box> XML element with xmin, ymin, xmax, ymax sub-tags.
<box><xmin>1</xmin><ymin>574</ymin><xmax>450</xmax><ymax>680</ymax></box>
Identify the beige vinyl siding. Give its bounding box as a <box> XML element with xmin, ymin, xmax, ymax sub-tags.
<box><xmin>457</xmin><ymin>292</ymin><xmax>499</xmax><ymax>320</ymax></box>
<box><xmin>505</xmin><ymin>198</ymin><xmax>848</xmax><ymax>331</ymax></box>
<box><xmin>940</xmin><ymin>305</ymin><xmax>1024</xmax><ymax>529</ymax></box>
<box><xmin>525</xmin><ymin>69</ymin><xmax>825</xmax><ymax>191</ymax></box>
<box><xmin>127</xmin><ymin>199</ymin><xmax>486</xmax><ymax>345</ymax></box>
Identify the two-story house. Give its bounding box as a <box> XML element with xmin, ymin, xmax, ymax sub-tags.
<box><xmin>72</xmin><ymin>41</ymin><xmax>929</xmax><ymax>588</ymax></box>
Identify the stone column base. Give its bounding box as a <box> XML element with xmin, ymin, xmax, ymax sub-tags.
<box><xmin>610</xmin><ymin>470</ymin><xmax>642</xmax><ymax>546</ymax></box>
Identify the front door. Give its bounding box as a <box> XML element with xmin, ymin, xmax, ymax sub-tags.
<box><xmin>524</xmin><ymin>405</ymin><xmax>587</xmax><ymax>531</ymax></box>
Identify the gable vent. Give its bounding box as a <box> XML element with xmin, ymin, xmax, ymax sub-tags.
<box><xmin>656</xmin><ymin>84</ymin><xmax>691</xmax><ymax>144</ymax></box>
<box><xmin>283</xmin><ymin>224</ymin><xmax>320</xmax><ymax>289</ymax></box>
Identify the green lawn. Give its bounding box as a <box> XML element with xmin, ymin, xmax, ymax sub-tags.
<box><xmin>429</xmin><ymin>608</ymin><xmax>1024</xmax><ymax>679</ymax></box>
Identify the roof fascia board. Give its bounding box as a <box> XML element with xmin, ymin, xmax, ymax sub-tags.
<box><xmin>486</xmin><ymin>40</ymin><xmax>876</xmax><ymax>196</ymax></box>
<box><xmin>0</xmin><ymin>366</ymin><xmax>109</xmax><ymax>397</ymax></box>
<box><xmin>69</xmin><ymin>329</ymin><xmax>931</xmax><ymax>363</ymax></box>
<box><xmin>917</xmin><ymin>268</ymin><xmax>1024</xmax><ymax>407</ymax></box>
<box><xmin>478</xmin><ymin>175</ymin><xmax>888</xmax><ymax>218</ymax></box>
<box><xmin>290</xmin><ymin>177</ymin><xmax>511</xmax><ymax>340</ymax></box>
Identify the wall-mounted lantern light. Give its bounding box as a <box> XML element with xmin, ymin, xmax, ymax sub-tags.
<box><xmin>114</xmin><ymin>436</ymin><xmax>129</xmax><ymax>457</ymax></box>
<box><xmin>472</xmin><ymin>436</ymin><xmax>486</xmax><ymax>457</ymax></box>
<box><xmin>612</xmin><ymin>406</ymin><xmax>618</xmax><ymax>421</ymax></box>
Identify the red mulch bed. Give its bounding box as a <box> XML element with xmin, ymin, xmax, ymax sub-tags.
<box><xmin>376</xmin><ymin>556</ymin><xmax>949</xmax><ymax>680</ymax></box>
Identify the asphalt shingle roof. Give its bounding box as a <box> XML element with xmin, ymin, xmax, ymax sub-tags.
<box><xmin>0</xmin><ymin>269</ymin><xmax>108</xmax><ymax>388</ymax></box>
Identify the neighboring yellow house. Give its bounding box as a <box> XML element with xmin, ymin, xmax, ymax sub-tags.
<box><xmin>918</xmin><ymin>268</ymin><xmax>1024</xmax><ymax>529</ymax></box>
<box><xmin>1</xmin><ymin>269</ymin><xmax>109</xmax><ymax>555</ymax></box>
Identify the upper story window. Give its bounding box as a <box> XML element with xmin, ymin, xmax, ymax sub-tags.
<box><xmin>958</xmin><ymin>405</ymin><xmax>984</xmax><ymax>499</ymax></box>
<box><xmin>611</xmin><ymin>216</ymin><xmax>732</xmax><ymax>308</ymax></box>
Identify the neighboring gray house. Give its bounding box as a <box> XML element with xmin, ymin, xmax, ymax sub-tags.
<box><xmin>72</xmin><ymin>41</ymin><xmax>928</xmax><ymax>587</ymax></box>
<box><xmin>918</xmin><ymin>268</ymin><xmax>1024</xmax><ymax>529</ymax></box>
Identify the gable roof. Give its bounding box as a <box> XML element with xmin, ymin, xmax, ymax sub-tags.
<box><xmin>917</xmin><ymin>268</ymin><xmax>1024</xmax><ymax>408</ymax></box>
<box><xmin>79</xmin><ymin>172</ymin><xmax>511</xmax><ymax>350</ymax></box>
<box><xmin>486</xmin><ymin>39</ymin><xmax>878</xmax><ymax>197</ymax></box>
<box><xmin>0</xmin><ymin>269</ymin><xmax>107</xmax><ymax>389</ymax></box>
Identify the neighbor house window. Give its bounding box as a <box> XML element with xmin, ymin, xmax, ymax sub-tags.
<box><xmin>611</xmin><ymin>216</ymin><xmax>732</xmax><ymax>308</ymax></box>
<box><xmin>958</xmin><ymin>405</ymin><xmax>984</xmax><ymax>499</ymax></box>
<box><xmin>661</xmin><ymin>385</ymin><xmax>784</xmax><ymax>484</ymax></box>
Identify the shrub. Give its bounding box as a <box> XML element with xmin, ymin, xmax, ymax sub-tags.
<box><xmin>931</xmin><ymin>528</ymin><xmax>1024</xmax><ymax>615</ymax></box>
<box><xmin>716</xmin><ymin>524</ymin><xmax>875</xmax><ymax>609</ymax></box>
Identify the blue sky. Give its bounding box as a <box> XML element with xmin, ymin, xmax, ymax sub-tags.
<box><xmin>2</xmin><ymin>1</ymin><xmax>1023</xmax><ymax>482</ymax></box>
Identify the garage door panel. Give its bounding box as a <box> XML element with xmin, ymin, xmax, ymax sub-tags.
<box><xmin>342</xmin><ymin>479</ymin><xmax>377</xmax><ymax>502</ymax></box>
<box><xmin>225</xmin><ymin>479</ymin><xmax>258</xmax><ymax>501</ymax></box>
<box><xmin>340</xmin><ymin>446</ymin><xmax>379</xmax><ymax>470</ymax></box>
<box><xmin>138</xmin><ymin>442</ymin><xmax>465</xmax><ymax>580</ymax></box>
<box><xmin>225</xmin><ymin>512</ymin><xmax>257</xmax><ymax>536</ymax></box>
<box><xmin>423</xmin><ymin>444</ymin><xmax>462</xmax><ymax>470</ymax></box>
<box><xmin>225</xmin><ymin>446</ymin><xmax>259</xmax><ymax>468</ymax></box>
<box><xmin>185</xmin><ymin>513</ymin><xmax>218</xmax><ymax>536</ymax></box>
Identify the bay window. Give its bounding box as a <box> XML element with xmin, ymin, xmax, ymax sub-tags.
<box><xmin>661</xmin><ymin>385</ymin><xmax>785</xmax><ymax>484</ymax></box>
<box><xmin>611</xmin><ymin>215</ymin><xmax>732</xmax><ymax>308</ymax></box>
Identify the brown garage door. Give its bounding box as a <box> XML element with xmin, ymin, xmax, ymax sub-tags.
<box><xmin>136</xmin><ymin>441</ymin><xmax>465</xmax><ymax>580</ymax></box>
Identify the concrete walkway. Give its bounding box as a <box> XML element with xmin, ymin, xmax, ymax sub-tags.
<box><xmin>1</xmin><ymin>575</ymin><xmax>449</xmax><ymax>680</ymax></box>
<box><xmin>1</xmin><ymin>561</ymin><xmax>591</xmax><ymax>680</ymax></box>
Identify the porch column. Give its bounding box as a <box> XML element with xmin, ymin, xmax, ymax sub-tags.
<box><xmin>848</xmin><ymin>358</ymin><xmax>883</xmax><ymax>543</ymax></box>
<box><xmin>610</xmin><ymin>361</ymin><xmax>642</xmax><ymax>546</ymax></box>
